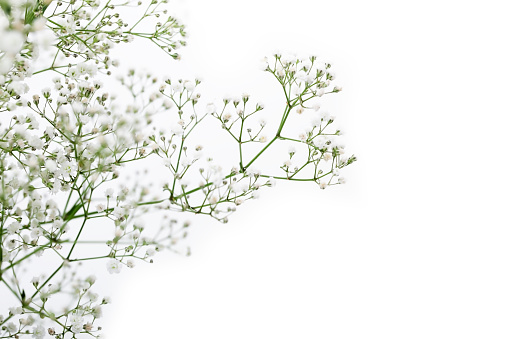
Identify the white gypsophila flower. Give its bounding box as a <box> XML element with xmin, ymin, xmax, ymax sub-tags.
<box><xmin>193</xmin><ymin>148</ymin><xmax>203</xmax><ymax>159</ymax></box>
<box><xmin>29</xmin><ymin>119</ymin><xmax>39</xmax><ymax>130</ymax></box>
<box><xmin>87</xmin><ymin>291</ymin><xmax>98</xmax><ymax>302</ymax></box>
<box><xmin>0</xmin><ymin>31</ymin><xmax>24</xmax><ymax>55</ymax></box>
<box><xmin>104</xmin><ymin>188</ymin><xmax>114</xmax><ymax>198</ymax></box>
<box><xmin>31</xmin><ymin>191</ymin><xmax>42</xmax><ymax>200</ymax></box>
<box><xmin>26</xmin><ymin>154</ymin><xmax>39</xmax><ymax>170</ymax></box>
<box><xmin>28</xmin><ymin>135</ymin><xmax>44</xmax><ymax>149</ymax></box>
<box><xmin>131</xmin><ymin>229</ymin><xmax>141</xmax><ymax>240</ymax></box>
<box><xmin>106</xmin><ymin>259</ymin><xmax>122</xmax><ymax>274</ymax></box>
<box><xmin>211</xmin><ymin>176</ymin><xmax>222</xmax><ymax>187</ymax></box>
<box><xmin>163</xmin><ymin>158</ymin><xmax>173</xmax><ymax>169</ymax></box>
<box><xmin>160</xmin><ymin>200</ymin><xmax>171</xmax><ymax>209</ymax></box>
<box><xmin>7</xmin><ymin>81</ymin><xmax>29</xmax><ymax>95</ymax></box>
<box><xmin>295</xmin><ymin>70</ymin><xmax>306</xmax><ymax>81</ymax></box>
<box><xmin>51</xmin><ymin>179</ymin><xmax>61</xmax><ymax>194</ymax></box>
<box><xmin>31</xmin><ymin>276</ymin><xmax>40</xmax><ymax>285</ymax></box>
<box><xmin>6</xmin><ymin>322</ymin><xmax>17</xmax><ymax>333</ymax></box>
<box><xmin>26</xmin><ymin>315</ymin><xmax>36</xmax><ymax>326</ymax></box>
<box><xmin>77</xmin><ymin>80</ymin><xmax>91</xmax><ymax>90</ymax></box>
<box><xmin>1</xmin><ymin>251</ymin><xmax>11</xmax><ymax>262</ymax></box>
<box><xmin>71</xmin><ymin>101</ymin><xmax>86</xmax><ymax>114</ymax></box>
<box><xmin>279</xmin><ymin>54</ymin><xmax>293</xmax><ymax>65</ymax></box>
<box><xmin>246</xmin><ymin>167</ymin><xmax>260</xmax><ymax>178</ymax></box>
<box><xmin>112</xmin><ymin>206</ymin><xmax>126</xmax><ymax>219</ymax></box>
<box><xmin>44</xmin><ymin>126</ymin><xmax>56</xmax><ymax>138</ymax></box>
<box><xmin>171</xmin><ymin>82</ymin><xmax>184</xmax><ymax>93</ymax></box>
<box><xmin>12</xmin><ymin>124</ymin><xmax>28</xmax><ymax>139</ymax></box>
<box><xmin>59</xmin><ymin>160</ymin><xmax>77</xmax><ymax>180</ymax></box>
<box><xmin>179</xmin><ymin>177</ymin><xmax>190</xmax><ymax>188</ymax></box>
<box><xmin>9</xmin><ymin>306</ymin><xmax>22</xmax><ymax>315</ymax></box>
<box><xmin>52</xmin><ymin>219</ymin><xmax>63</xmax><ymax>229</ymax></box>
<box><xmin>62</xmin><ymin>16</ymin><xmax>76</xmax><ymax>34</ymax></box>
<box><xmin>170</xmin><ymin>123</ymin><xmax>184</xmax><ymax>136</ymax></box>
<box><xmin>16</xmin><ymin>114</ymin><xmax>27</xmax><ymax>124</ymax></box>
<box><xmin>229</xmin><ymin>182</ymin><xmax>243</xmax><ymax>194</ymax></box>
<box><xmin>30</xmin><ymin>227</ymin><xmax>43</xmax><ymax>240</ymax></box>
<box><xmin>179</xmin><ymin>156</ymin><xmax>192</xmax><ymax>167</ymax></box>
<box><xmin>6</xmin><ymin>239</ymin><xmax>15</xmax><ymax>250</ymax></box>
<box><xmin>304</xmin><ymin>74</ymin><xmax>315</xmax><ymax>84</ymax></box>
<box><xmin>30</xmin><ymin>27</ymin><xmax>57</xmax><ymax>50</ymax></box>
<box><xmin>145</xmin><ymin>248</ymin><xmax>156</xmax><ymax>257</ymax></box>
<box><xmin>184</xmin><ymin>80</ymin><xmax>195</xmax><ymax>91</ymax></box>
<box><xmin>318</xmin><ymin>110</ymin><xmax>330</xmax><ymax>121</ymax></box>
<box><xmin>35</xmin><ymin>248</ymin><xmax>45</xmax><ymax>257</ymax></box>
<box><xmin>32</xmin><ymin>17</ymin><xmax>47</xmax><ymax>31</ymax></box>
<box><xmin>311</xmin><ymin>118</ymin><xmax>321</xmax><ymax>128</ymax></box>
<box><xmin>0</xmin><ymin>56</ymin><xmax>13</xmax><ymax>74</ymax></box>
<box><xmin>32</xmin><ymin>324</ymin><xmax>45</xmax><ymax>339</ymax></box>
<box><xmin>7</xmin><ymin>221</ymin><xmax>21</xmax><ymax>235</ymax></box>
<box><xmin>86</xmin><ymin>275</ymin><xmax>97</xmax><ymax>286</ymax></box>
<box><xmin>70</xmin><ymin>323</ymin><xmax>82</xmax><ymax>334</ymax></box>
<box><xmin>223</xmin><ymin>111</ymin><xmax>232</xmax><ymax>121</ymax></box>
<box><xmin>314</xmin><ymin>136</ymin><xmax>328</xmax><ymax>149</ymax></box>
<box><xmin>291</xmin><ymin>84</ymin><xmax>303</xmax><ymax>96</ymax></box>
<box><xmin>259</xmin><ymin>57</ymin><xmax>269</xmax><ymax>71</ymax></box>
<box><xmin>92</xmin><ymin>305</ymin><xmax>103</xmax><ymax>318</ymax></box>
<box><xmin>114</xmin><ymin>227</ymin><xmax>123</xmax><ymax>238</ymax></box>
<box><xmin>0</xmin><ymin>13</ymin><xmax>8</xmax><ymax>30</ymax></box>
<box><xmin>206</xmin><ymin>103</ymin><xmax>216</xmax><ymax>113</ymax></box>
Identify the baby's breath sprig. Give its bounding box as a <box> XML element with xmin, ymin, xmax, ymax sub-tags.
<box><xmin>0</xmin><ymin>0</ymin><xmax>355</xmax><ymax>337</ymax></box>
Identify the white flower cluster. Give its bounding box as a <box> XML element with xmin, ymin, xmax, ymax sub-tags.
<box><xmin>215</xmin><ymin>54</ymin><xmax>356</xmax><ymax>190</ymax></box>
<box><xmin>0</xmin><ymin>0</ymin><xmax>30</xmax><ymax>73</ymax></box>
<box><xmin>0</xmin><ymin>0</ymin><xmax>355</xmax><ymax>337</ymax></box>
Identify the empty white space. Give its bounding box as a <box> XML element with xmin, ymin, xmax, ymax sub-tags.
<box><xmin>102</xmin><ymin>1</ymin><xmax>509</xmax><ymax>338</ymax></box>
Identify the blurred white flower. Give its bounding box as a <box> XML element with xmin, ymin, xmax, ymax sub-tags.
<box><xmin>106</xmin><ymin>259</ymin><xmax>122</xmax><ymax>274</ymax></box>
<box><xmin>0</xmin><ymin>31</ymin><xmax>24</xmax><ymax>55</ymax></box>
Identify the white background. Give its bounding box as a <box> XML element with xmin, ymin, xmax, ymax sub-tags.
<box><xmin>103</xmin><ymin>0</ymin><xmax>509</xmax><ymax>338</ymax></box>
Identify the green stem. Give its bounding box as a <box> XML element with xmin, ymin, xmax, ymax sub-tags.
<box><xmin>0</xmin><ymin>243</ymin><xmax>49</xmax><ymax>274</ymax></box>
<box><xmin>243</xmin><ymin>136</ymin><xmax>278</xmax><ymax>170</ymax></box>
<box><xmin>1</xmin><ymin>278</ymin><xmax>21</xmax><ymax>302</ymax></box>
<box><xmin>30</xmin><ymin>263</ymin><xmax>63</xmax><ymax>299</ymax></box>
<box><xmin>170</xmin><ymin>137</ymin><xmax>185</xmax><ymax>199</ymax></box>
